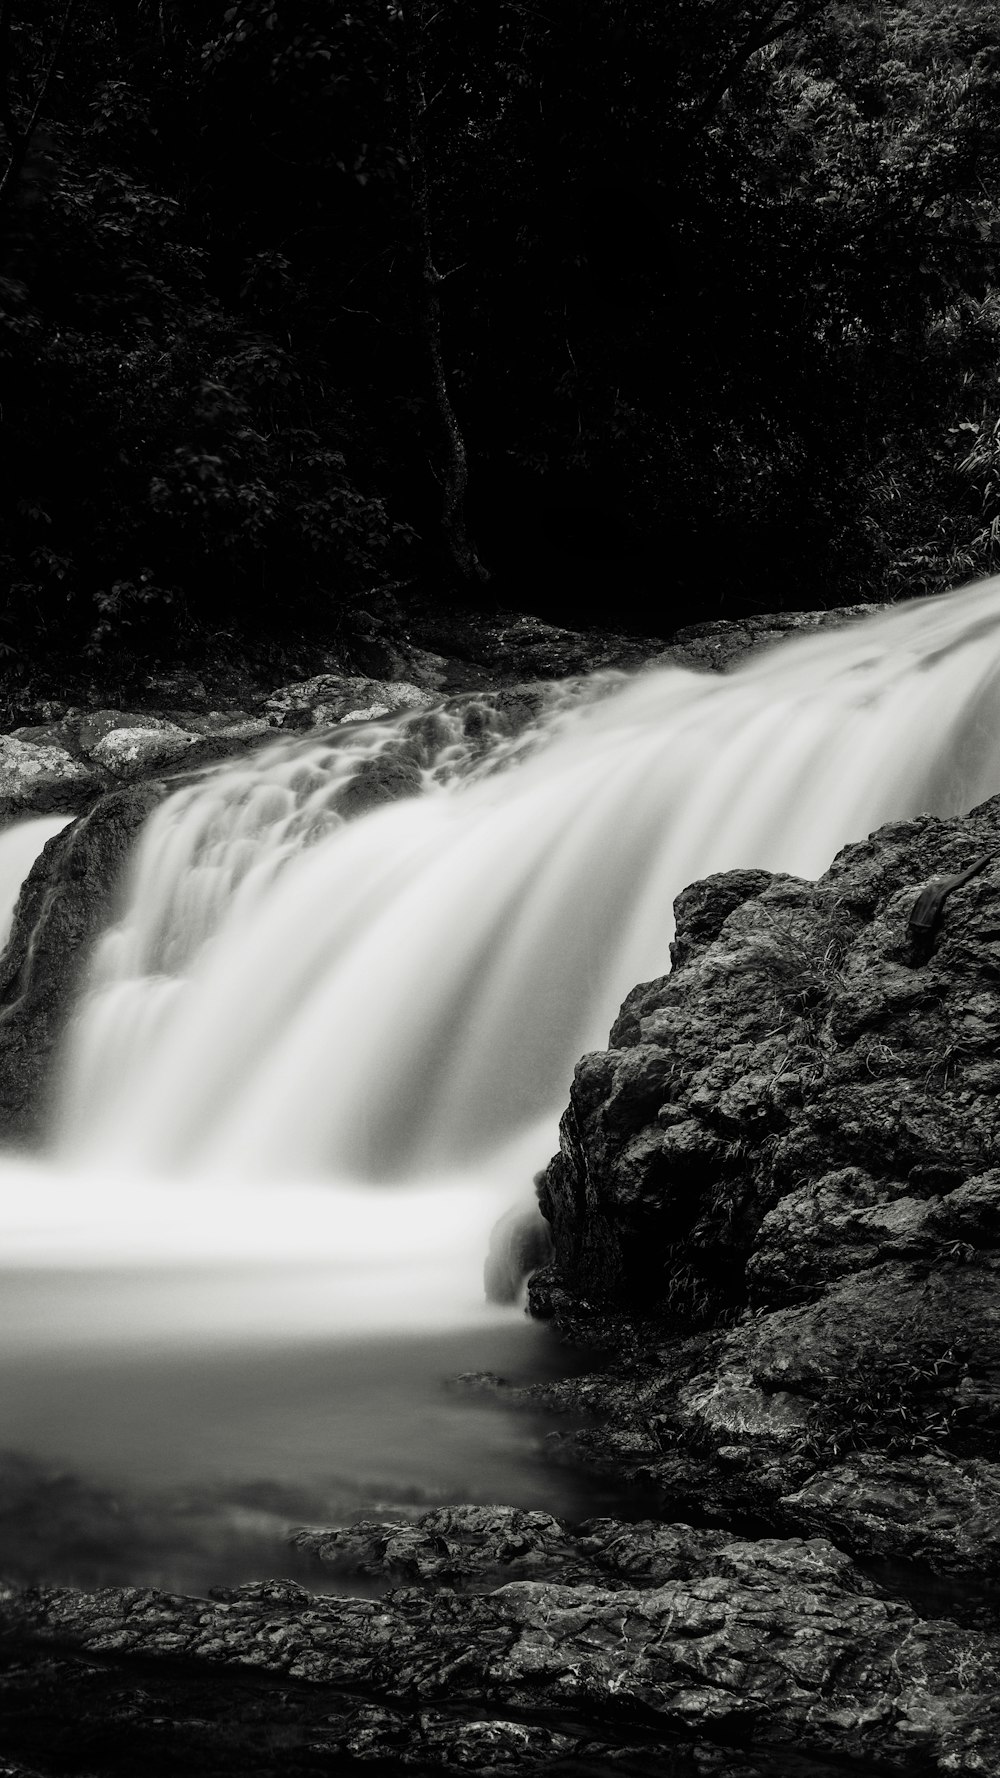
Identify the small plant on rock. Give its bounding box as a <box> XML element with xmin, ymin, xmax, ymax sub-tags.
<box><xmin>798</xmin><ymin>1345</ymin><xmax>973</xmax><ymax>1460</ymax></box>
<box><xmin>712</xmin><ymin>913</ymin><xmax>848</xmax><ymax>1047</ymax></box>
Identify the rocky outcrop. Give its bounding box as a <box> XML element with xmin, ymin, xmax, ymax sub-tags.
<box><xmin>2</xmin><ymin>603</ymin><xmax>879</xmax><ymax>823</ymax></box>
<box><xmin>262</xmin><ymin>673</ymin><xmax>436</xmax><ymax>728</ymax></box>
<box><xmin>653</xmin><ymin>605</ymin><xmax>882</xmax><ymax>674</ymax></box>
<box><xmin>0</xmin><ymin>735</ymin><xmax>96</xmax><ymax>821</ymax></box>
<box><xmin>1</xmin><ymin>693</ymin><xmax>422</xmax><ymax>823</ymax></box>
<box><xmin>526</xmin><ymin>792</ymin><xmax>1000</xmax><ymax>1594</ymax></box>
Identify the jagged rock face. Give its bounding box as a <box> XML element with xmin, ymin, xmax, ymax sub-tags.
<box><xmin>532</xmin><ymin>793</ymin><xmax>1000</xmax><ymax>1581</ymax></box>
<box><xmin>539</xmin><ymin>793</ymin><xmax>1000</xmax><ymax>1317</ymax></box>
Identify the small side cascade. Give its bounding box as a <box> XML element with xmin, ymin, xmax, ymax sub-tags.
<box><xmin>0</xmin><ymin>816</ymin><xmax>72</xmax><ymax>953</ymax></box>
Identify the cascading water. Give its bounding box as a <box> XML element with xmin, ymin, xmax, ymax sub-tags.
<box><xmin>6</xmin><ymin>578</ymin><xmax>1000</xmax><ymax>1586</ymax></box>
<box><xmin>50</xmin><ymin>578</ymin><xmax>1000</xmax><ymax>1188</ymax></box>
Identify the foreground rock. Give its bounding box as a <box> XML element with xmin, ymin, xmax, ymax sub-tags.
<box><xmin>2</xmin><ymin>1517</ymin><xmax>999</xmax><ymax>1776</ymax></box>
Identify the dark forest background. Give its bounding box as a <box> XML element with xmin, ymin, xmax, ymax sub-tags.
<box><xmin>3</xmin><ymin>0</ymin><xmax>1000</xmax><ymax>701</ymax></box>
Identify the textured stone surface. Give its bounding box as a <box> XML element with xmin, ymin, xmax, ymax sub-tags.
<box><xmin>290</xmin><ymin>1504</ymin><xmax>737</xmax><ymax>1591</ymax></box>
<box><xmin>88</xmin><ymin>722</ymin><xmax>202</xmax><ymax>777</ymax></box>
<box><xmin>539</xmin><ymin>794</ymin><xmax>1000</xmax><ymax>1313</ymax></box>
<box><xmin>781</xmin><ymin>1453</ymin><xmax>1000</xmax><ymax>1579</ymax></box>
<box><xmin>652</xmin><ymin>605</ymin><xmax>883</xmax><ymax>675</ymax></box>
<box><xmin>263</xmin><ymin>673</ymin><xmax>436</xmax><ymax>728</ymax></box>
<box><xmin>529</xmin><ymin>792</ymin><xmax>1000</xmax><ymax>1591</ymax></box>
<box><xmin>0</xmin><ymin>736</ymin><xmax>96</xmax><ymax>823</ymax></box>
<box><xmin>1</xmin><ymin>1527</ymin><xmax>999</xmax><ymax>1775</ymax></box>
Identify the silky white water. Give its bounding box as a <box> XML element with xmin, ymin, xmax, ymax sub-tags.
<box><xmin>49</xmin><ymin>577</ymin><xmax>1000</xmax><ymax>1192</ymax></box>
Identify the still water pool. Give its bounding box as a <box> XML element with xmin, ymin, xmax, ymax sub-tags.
<box><xmin>0</xmin><ymin>1264</ymin><xmax>606</xmax><ymax>1595</ymax></box>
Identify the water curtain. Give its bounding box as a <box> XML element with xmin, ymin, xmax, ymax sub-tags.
<box><xmin>50</xmin><ymin>579</ymin><xmax>1000</xmax><ymax>1190</ymax></box>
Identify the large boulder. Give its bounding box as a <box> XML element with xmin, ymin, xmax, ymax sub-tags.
<box><xmin>530</xmin><ymin>792</ymin><xmax>1000</xmax><ymax>1584</ymax></box>
<box><xmin>0</xmin><ymin>734</ymin><xmax>98</xmax><ymax>824</ymax></box>
<box><xmin>262</xmin><ymin>672</ymin><xmax>436</xmax><ymax>728</ymax></box>
<box><xmin>539</xmin><ymin>793</ymin><xmax>1000</xmax><ymax>1314</ymax></box>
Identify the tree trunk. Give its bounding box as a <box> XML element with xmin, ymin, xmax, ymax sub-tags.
<box><xmin>399</xmin><ymin>0</ymin><xmax>489</xmax><ymax>586</ymax></box>
<box><xmin>0</xmin><ymin>0</ymin><xmax>76</xmax><ymax>213</ymax></box>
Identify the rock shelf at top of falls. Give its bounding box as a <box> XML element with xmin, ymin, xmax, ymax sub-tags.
<box><xmin>0</xmin><ymin>597</ymin><xmax>874</xmax><ymax>828</ymax></box>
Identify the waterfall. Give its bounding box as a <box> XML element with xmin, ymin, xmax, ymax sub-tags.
<box><xmin>53</xmin><ymin>578</ymin><xmax>1000</xmax><ymax>1183</ymax></box>
<box><xmin>8</xmin><ymin>579</ymin><xmax>1000</xmax><ymax>1333</ymax></box>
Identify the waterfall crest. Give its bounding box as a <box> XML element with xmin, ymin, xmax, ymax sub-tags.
<box><xmin>49</xmin><ymin>578</ymin><xmax>1000</xmax><ymax>1193</ymax></box>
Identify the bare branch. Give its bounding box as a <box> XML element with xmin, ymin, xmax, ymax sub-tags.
<box><xmin>398</xmin><ymin>0</ymin><xmax>489</xmax><ymax>584</ymax></box>
<box><xmin>0</xmin><ymin>0</ymin><xmax>22</xmax><ymax>154</ymax></box>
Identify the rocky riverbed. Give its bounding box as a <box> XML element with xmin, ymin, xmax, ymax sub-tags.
<box><xmin>6</xmin><ymin>598</ymin><xmax>1000</xmax><ymax>1776</ymax></box>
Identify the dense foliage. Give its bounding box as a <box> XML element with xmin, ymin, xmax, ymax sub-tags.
<box><xmin>3</xmin><ymin>0</ymin><xmax>1000</xmax><ymax>691</ymax></box>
